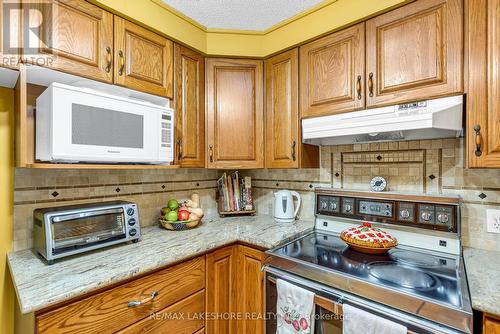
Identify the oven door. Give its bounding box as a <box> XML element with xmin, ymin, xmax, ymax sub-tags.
<box><xmin>48</xmin><ymin>207</ymin><xmax>127</xmax><ymax>256</ymax></box>
<box><xmin>264</xmin><ymin>267</ymin><xmax>465</xmax><ymax>334</ymax></box>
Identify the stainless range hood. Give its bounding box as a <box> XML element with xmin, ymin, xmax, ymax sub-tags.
<box><xmin>302</xmin><ymin>95</ymin><xmax>463</xmax><ymax>145</ymax></box>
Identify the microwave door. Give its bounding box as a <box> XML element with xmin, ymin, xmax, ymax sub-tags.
<box><xmin>48</xmin><ymin>85</ymin><xmax>166</xmax><ymax>163</ymax></box>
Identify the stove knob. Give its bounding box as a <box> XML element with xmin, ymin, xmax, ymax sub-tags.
<box><xmin>437</xmin><ymin>213</ymin><xmax>449</xmax><ymax>224</ymax></box>
<box><xmin>344</xmin><ymin>204</ymin><xmax>352</xmax><ymax>213</ymax></box>
<box><xmin>126</xmin><ymin>208</ymin><xmax>135</xmax><ymax>216</ymax></box>
<box><xmin>400</xmin><ymin>209</ymin><xmax>410</xmax><ymax>219</ymax></box>
<box><xmin>421</xmin><ymin>211</ymin><xmax>432</xmax><ymax>222</ymax></box>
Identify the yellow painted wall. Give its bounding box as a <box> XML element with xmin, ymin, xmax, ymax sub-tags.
<box><xmin>0</xmin><ymin>87</ymin><xmax>15</xmax><ymax>334</ymax></box>
<box><xmin>94</xmin><ymin>0</ymin><xmax>410</xmax><ymax>57</ymax></box>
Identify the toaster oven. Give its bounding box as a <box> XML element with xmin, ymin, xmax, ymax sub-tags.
<box><xmin>34</xmin><ymin>201</ymin><xmax>140</xmax><ymax>264</ymax></box>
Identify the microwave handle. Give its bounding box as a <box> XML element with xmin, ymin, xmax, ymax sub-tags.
<box><xmin>51</xmin><ymin>208</ymin><xmax>124</xmax><ymax>223</ymax></box>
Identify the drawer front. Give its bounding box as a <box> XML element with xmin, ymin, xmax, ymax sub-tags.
<box><xmin>36</xmin><ymin>257</ymin><xmax>205</xmax><ymax>334</ymax></box>
<box><xmin>118</xmin><ymin>290</ymin><xmax>205</xmax><ymax>334</ymax></box>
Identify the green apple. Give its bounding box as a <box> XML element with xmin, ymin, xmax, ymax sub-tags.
<box><xmin>168</xmin><ymin>199</ymin><xmax>179</xmax><ymax>210</ymax></box>
<box><xmin>166</xmin><ymin>210</ymin><xmax>178</xmax><ymax>222</ymax></box>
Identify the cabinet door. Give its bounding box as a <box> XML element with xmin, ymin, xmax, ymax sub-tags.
<box><xmin>206</xmin><ymin>59</ymin><xmax>264</xmax><ymax>169</ymax></box>
<box><xmin>174</xmin><ymin>44</ymin><xmax>205</xmax><ymax>167</ymax></box>
<box><xmin>236</xmin><ymin>245</ymin><xmax>266</xmax><ymax>334</ymax></box>
<box><xmin>114</xmin><ymin>16</ymin><xmax>173</xmax><ymax>97</ymax></box>
<box><xmin>300</xmin><ymin>23</ymin><xmax>365</xmax><ymax>118</ymax></box>
<box><xmin>28</xmin><ymin>0</ymin><xmax>113</xmax><ymax>82</ymax></box>
<box><xmin>484</xmin><ymin>314</ymin><xmax>500</xmax><ymax>334</ymax></box>
<box><xmin>467</xmin><ymin>0</ymin><xmax>500</xmax><ymax>167</ymax></box>
<box><xmin>366</xmin><ymin>0</ymin><xmax>463</xmax><ymax>107</ymax></box>
<box><xmin>206</xmin><ymin>246</ymin><xmax>238</xmax><ymax>334</ymax></box>
<box><xmin>265</xmin><ymin>49</ymin><xmax>299</xmax><ymax>168</ymax></box>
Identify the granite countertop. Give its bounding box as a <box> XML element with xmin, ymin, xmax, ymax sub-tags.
<box><xmin>463</xmin><ymin>247</ymin><xmax>500</xmax><ymax>316</ymax></box>
<box><xmin>8</xmin><ymin>215</ymin><xmax>314</xmax><ymax>314</ymax></box>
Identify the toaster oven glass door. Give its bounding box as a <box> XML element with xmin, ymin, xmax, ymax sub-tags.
<box><xmin>50</xmin><ymin>208</ymin><xmax>127</xmax><ymax>254</ymax></box>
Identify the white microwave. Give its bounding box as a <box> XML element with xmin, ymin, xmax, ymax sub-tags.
<box><xmin>36</xmin><ymin>82</ymin><xmax>174</xmax><ymax>164</ymax></box>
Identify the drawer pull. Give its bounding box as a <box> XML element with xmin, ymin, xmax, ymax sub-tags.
<box><xmin>356</xmin><ymin>75</ymin><xmax>362</xmax><ymax>100</ymax></box>
<box><xmin>127</xmin><ymin>291</ymin><xmax>159</xmax><ymax>308</ymax></box>
<box><xmin>368</xmin><ymin>72</ymin><xmax>374</xmax><ymax>97</ymax></box>
<box><xmin>474</xmin><ymin>124</ymin><xmax>482</xmax><ymax>157</ymax></box>
<box><xmin>118</xmin><ymin>50</ymin><xmax>125</xmax><ymax>76</ymax></box>
<box><xmin>105</xmin><ymin>46</ymin><xmax>112</xmax><ymax>73</ymax></box>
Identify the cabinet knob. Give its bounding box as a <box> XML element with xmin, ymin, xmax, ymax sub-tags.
<box><xmin>474</xmin><ymin>124</ymin><xmax>482</xmax><ymax>157</ymax></box>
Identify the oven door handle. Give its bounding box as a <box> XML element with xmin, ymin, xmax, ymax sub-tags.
<box><xmin>267</xmin><ymin>276</ymin><xmax>343</xmax><ymax>315</ymax></box>
<box><xmin>51</xmin><ymin>208</ymin><xmax>124</xmax><ymax>222</ymax></box>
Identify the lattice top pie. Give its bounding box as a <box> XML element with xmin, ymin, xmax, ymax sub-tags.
<box><xmin>340</xmin><ymin>222</ymin><xmax>397</xmax><ymax>249</ymax></box>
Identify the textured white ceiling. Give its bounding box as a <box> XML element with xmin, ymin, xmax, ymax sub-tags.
<box><xmin>161</xmin><ymin>0</ymin><xmax>326</xmax><ymax>31</ymax></box>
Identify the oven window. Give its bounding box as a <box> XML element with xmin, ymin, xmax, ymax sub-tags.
<box><xmin>72</xmin><ymin>104</ymin><xmax>144</xmax><ymax>148</ymax></box>
<box><xmin>51</xmin><ymin>211</ymin><xmax>126</xmax><ymax>250</ymax></box>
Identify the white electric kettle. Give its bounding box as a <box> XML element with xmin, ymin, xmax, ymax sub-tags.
<box><xmin>274</xmin><ymin>190</ymin><xmax>301</xmax><ymax>223</ymax></box>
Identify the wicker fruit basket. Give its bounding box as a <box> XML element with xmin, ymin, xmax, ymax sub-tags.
<box><xmin>159</xmin><ymin>218</ymin><xmax>201</xmax><ymax>231</ymax></box>
<box><xmin>340</xmin><ymin>222</ymin><xmax>397</xmax><ymax>255</ymax></box>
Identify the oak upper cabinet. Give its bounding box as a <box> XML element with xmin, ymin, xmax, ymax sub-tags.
<box><xmin>174</xmin><ymin>44</ymin><xmax>205</xmax><ymax>167</ymax></box>
<box><xmin>206</xmin><ymin>58</ymin><xmax>264</xmax><ymax>169</ymax></box>
<box><xmin>236</xmin><ymin>245</ymin><xmax>266</xmax><ymax>334</ymax></box>
<box><xmin>114</xmin><ymin>16</ymin><xmax>173</xmax><ymax>97</ymax></box>
<box><xmin>466</xmin><ymin>0</ymin><xmax>500</xmax><ymax>168</ymax></box>
<box><xmin>484</xmin><ymin>314</ymin><xmax>500</xmax><ymax>334</ymax></box>
<box><xmin>365</xmin><ymin>0</ymin><xmax>463</xmax><ymax>107</ymax></box>
<box><xmin>265</xmin><ymin>49</ymin><xmax>319</xmax><ymax>168</ymax></box>
<box><xmin>28</xmin><ymin>0</ymin><xmax>114</xmax><ymax>82</ymax></box>
<box><xmin>300</xmin><ymin>23</ymin><xmax>365</xmax><ymax>118</ymax></box>
<box><xmin>206</xmin><ymin>246</ymin><xmax>238</xmax><ymax>334</ymax></box>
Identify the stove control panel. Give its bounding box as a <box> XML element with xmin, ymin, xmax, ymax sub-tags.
<box><xmin>358</xmin><ymin>201</ymin><xmax>392</xmax><ymax>217</ymax></box>
<box><xmin>315</xmin><ymin>191</ymin><xmax>459</xmax><ymax>233</ymax></box>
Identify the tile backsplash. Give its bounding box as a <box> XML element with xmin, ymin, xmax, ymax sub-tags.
<box><xmin>244</xmin><ymin>138</ymin><xmax>500</xmax><ymax>252</ymax></box>
<box><xmin>12</xmin><ymin>138</ymin><xmax>500</xmax><ymax>252</ymax></box>
<box><xmin>13</xmin><ymin>168</ymin><xmax>218</xmax><ymax>251</ymax></box>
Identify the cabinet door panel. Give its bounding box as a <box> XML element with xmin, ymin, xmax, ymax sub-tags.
<box><xmin>467</xmin><ymin>0</ymin><xmax>500</xmax><ymax>167</ymax></box>
<box><xmin>114</xmin><ymin>16</ymin><xmax>173</xmax><ymax>97</ymax></box>
<box><xmin>206</xmin><ymin>59</ymin><xmax>264</xmax><ymax>169</ymax></box>
<box><xmin>29</xmin><ymin>0</ymin><xmax>113</xmax><ymax>82</ymax></box>
<box><xmin>265</xmin><ymin>49</ymin><xmax>299</xmax><ymax>168</ymax></box>
<box><xmin>366</xmin><ymin>0</ymin><xmax>463</xmax><ymax>107</ymax></box>
<box><xmin>206</xmin><ymin>246</ymin><xmax>237</xmax><ymax>334</ymax></box>
<box><xmin>174</xmin><ymin>44</ymin><xmax>205</xmax><ymax>167</ymax></box>
<box><xmin>300</xmin><ymin>23</ymin><xmax>365</xmax><ymax>118</ymax></box>
<box><xmin>236</xmin><ymin>245</ymin><xmax>265</xmax><ymax>334</ymax></box>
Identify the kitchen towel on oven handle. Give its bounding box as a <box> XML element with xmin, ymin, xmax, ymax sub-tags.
<box><xmin>343</xmin><ymin>303</ymin><xmax>407</xmax><ymax>334</ymax></box>
<box><xmin>276</xmin><ymin>279</ymin><xmax>315</xmax><ymax>334</ymax></box>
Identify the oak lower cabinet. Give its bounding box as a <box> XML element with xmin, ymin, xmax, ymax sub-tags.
<box><xmin>484</xmin><ymin>314</ymin><xmax>500</xmax><ymax>334</ymax></box>
<box><xmin>466</xmin><ymin>0</ymin><xmax>500</xmax><ymax>168</ymax></box>
<box><xmin>26</xmin><ymin>0</ymin><xmax>114</xmax><ymax>82</ymax></box>
<box><xmin>35</xmin><ymin>257</ymin><xmax>206</xmax><ymax>334</ymax></box>
<box><xmin>365</xmin><ymin>0</ymin><xmax>463</xmax><ymax>107</ymax></box>
<box><xmin>205</xmin><ymin>245</ymin><xmax>266</xmax><ymax>334</ymax></box>
<box><xmin>236</xmin><ymin>245</ymin><xmax>266</xmax><ymax>334</ymax></box>
<box><xmin>265</xmin><ymin>49</ymin><xmax>319</xmax><ymax>168</ymax></box>
<box><xmin>114</xmin><ymin>16</ymin><xmax>173</xmax><ymax>98</ymax></box>
<box><xmin>206</xmin><ymin>58</ymin><xmax>264</xmax><ymax>169</ymax></box>
<box><xmin>174</xmin><ymin>44</ymin><xmax>205</xmax><ymax>167</ymax></box>
<box><xmin>299</xmin><ymin>23</ymin><xmax>365</xmax><ymax>118</ymax></box>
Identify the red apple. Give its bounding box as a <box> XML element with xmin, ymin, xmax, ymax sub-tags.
<box><xmin>178</xmin><ymin>210</ymin><xmax>189</xmax><ymax>221</ymax></box>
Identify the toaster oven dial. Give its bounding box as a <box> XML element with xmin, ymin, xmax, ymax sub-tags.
<box><xmin>128</xmin><ymin>218</ymin><xmax>136</xmax><ymax>226</ymax></box>
<box><xmin>126</xmin><ymin>208</ymin><xmax>135</xmax><ymax>216</ymax></box>
<box><xmin>129</xmin><ymin>228</ymin><xmax>137</xmax><ymax>237</ymax></box>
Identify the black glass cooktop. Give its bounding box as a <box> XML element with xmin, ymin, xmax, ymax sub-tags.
<box><xmin>272</xmin><ymin>232</ymin><xmax>462</xmax><ymax>308</ymax></box>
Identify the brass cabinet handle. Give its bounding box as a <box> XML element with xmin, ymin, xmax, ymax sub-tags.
<box><xmin>292</xmin><ymin>140</ymin><xmax>297</xmax><ymax>161</ymax></box>
<box><xmin>474</xmin><ymin>125</ymin><xmax>482</xmax><ymax>157</ymax></box>
<box><xmin>118</xmin><ymin>50</ymin><xmax>125</xmax><ymax>76</ymax></box>
<box><xmin>105</xmin><ymin>46</ymin><xmax>112</xmax><ymax>73</ymax></box>
<box><xmin>176</xmin><ymin>138</ymin><xmax>182</xmax><ymax>161</ymax></box>
<box><xmin>127</xmin><ymin>291</ymin><xmax>159</xmax><ymax>308</ymax></box>
<box><xmin>356</xmin><ymin>75</ymin><xmax>362</xmax><ymax>100</ymax></box>
<box><xmin>209</xmin><ymin>145</ymin><xmax>214</xmax><ymax>163</ymax></box>
<box><xmin>368</xmin><ymin>72</ymin><xmax>374</xmax><ymax>97</ymax></box>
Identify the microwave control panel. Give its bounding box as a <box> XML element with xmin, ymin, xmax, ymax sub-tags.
<box><xmin>316</xmin><ymin>192</ymin><xmax>458</xmax><ymax>233</ymax></box>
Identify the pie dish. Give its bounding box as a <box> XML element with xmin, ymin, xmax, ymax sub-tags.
<box><xmin>340</xmin><ymin>222</ymin><xmax>397</xmax><ymax>254</ymax></box>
